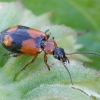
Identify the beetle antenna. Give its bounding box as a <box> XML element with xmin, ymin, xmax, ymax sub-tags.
<box><xmin>66</xmin><ymin>52</ymin><xmax>100</xmax><ymax>57</ymax></box>
<box><xmin>61</xmin><ymin>61</ymin><xmax>73</xmax><ymax>85</ymax></box>
<box><xmin>77</xmin><ymin>29</ymin><xmax>89</xmax><ymax>36</ymax></box>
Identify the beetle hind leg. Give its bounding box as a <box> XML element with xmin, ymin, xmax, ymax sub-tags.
<box><xmin>21</xmin><ymin>54</ymin><xmax>38</xmax><ymax>71</ymax></box>
<box><xmin>3</xmin><ymin>52</ymin><xmax>21</xmax><ymax>57</ymax></box>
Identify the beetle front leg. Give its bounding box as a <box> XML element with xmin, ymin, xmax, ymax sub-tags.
<box><xmin>44</xmin><ymin>53</ymin><xmax>50</xmax><ymax>71</ymax></box>
<box><xmin>21</xmin><ymin>54</ymin><xmax>38</xmax><ymax>71</ymax></box>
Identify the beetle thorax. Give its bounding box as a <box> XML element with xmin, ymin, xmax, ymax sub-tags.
<box><xmin>43</xmin><ymin>39</ymin><xmax>57</xmax><ymax>54</ymax></box>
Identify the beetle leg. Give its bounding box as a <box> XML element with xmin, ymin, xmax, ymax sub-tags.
<box><xmin>3</xmin><ymin>52</ymin><xmax>12</xmax><ymax>56</ymax></box>
<box><xmin>21</xmin><ymin>54</ymin><xmax>38</xmax><ymax>71</ymax></box>
<box><xmin>45</xmin><ymin>29</ymin><xmax>49</xmax><ymax>34</ymax></box>
<box><xmin>45</xmin><ymin>29</ymin><xmax>51</xmax><ymax>40</ymax></box>
<box><xmin>46</xmin><ymin>34</ymin><xmax>50</xmax><ymax>40</ymax></box>
<box><xmin>51</xmin><ymin>37</ymin><xmax>54</xmax><ymax>40</ymax></box>
<box><xmin>44</xmin><ymin>53</ymin><xmax>50</xmax><ymax>71</ymax></box>
<box><xmin>3</xmin><ymin>53</ymin><xmax>21</xmax><ymax>57</ymax></box>
<box><xmin>11</xmin><ymin>53</ymin><xmax>21</xmax><ymax>57</ymax></box>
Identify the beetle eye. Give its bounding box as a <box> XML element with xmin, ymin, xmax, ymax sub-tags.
<box><xmin>54</xmin><ymin>55</ymin><xmax>61</xmax><ymax>60</ymax></box>
<box><xmin>54</xmin><ymin>55</ymin><xmax>58</xmax><ymax>59</ymax></box>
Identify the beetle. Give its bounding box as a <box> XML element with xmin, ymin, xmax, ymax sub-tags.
<box><xmin>0</xmin><ymin>25</ymin><xmax>100</xmax><ymax>85</ymax></box>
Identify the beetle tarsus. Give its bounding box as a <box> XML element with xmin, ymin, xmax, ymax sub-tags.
<box><xmin>45</xmin><ymin>29</ymin><xmax>49</xmax><ymax>34</ymax></box>
<box><xmin>44</xmin><ymin>29</ymin><xmax>51</xmax><ymax>39</ymax></box>
<box><xmin>44</xmin><ymin>60</ymin><xmax>50</xmax><ymax>71</ymax></box>
<box><xmin>21</xmin><ymin>59</ymin><xmax>34</xmax><ymax>71</ymax></box>
<box><xmin>21</xmin><ymin>66</ymin><xmax>26</xmax><ymax>71</ymax></box>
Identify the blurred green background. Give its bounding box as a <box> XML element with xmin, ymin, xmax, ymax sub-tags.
<box><xmin>0</xmin><ymin>0</ymin><xmax>100</xmax><ymax>69</ymax></box>
<box><xmin>0</xmin><ymin>1</ymin><xmax>99</xmax><ymax>99</ymax></box>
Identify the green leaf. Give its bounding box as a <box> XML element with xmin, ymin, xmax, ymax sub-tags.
<box><xmin>0</xmin><ymin>2</ymin><xmax>100</xmax><ymax>100</ymax></box>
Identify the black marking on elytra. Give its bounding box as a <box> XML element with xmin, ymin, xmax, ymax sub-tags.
<box><xmin>2</xmin><ymin>41</ymin><xmax>22</xmax><ymax>53</ymax></box>
<box><xmin>34</xmin><ymin>35</ymin><xmax>45</xmax><ymax>48</ymax></box>
<box><xmin>1</xmin><ymin>25</ymin><xmax>29</xmax><ymax>36</ymax></box>
<box><xmin>11</xmin><ymin>33</ymin><xmax>31</xmax><ymax>44</ymax></box>
<box><xmin>11</xmin><ymin>42</ymin><xmax>22</xmax><ymax>53</ymax></box>
<box><xmin>1</xmin><ymin>25</ymin><xmax>46</xmax><ymax>53</ymax></box>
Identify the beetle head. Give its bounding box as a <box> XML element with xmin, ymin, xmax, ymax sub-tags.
<box><xmin>53</xmin><ymin>47</ymin><xmax>69</xmax><ymax>63</ymax></box>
